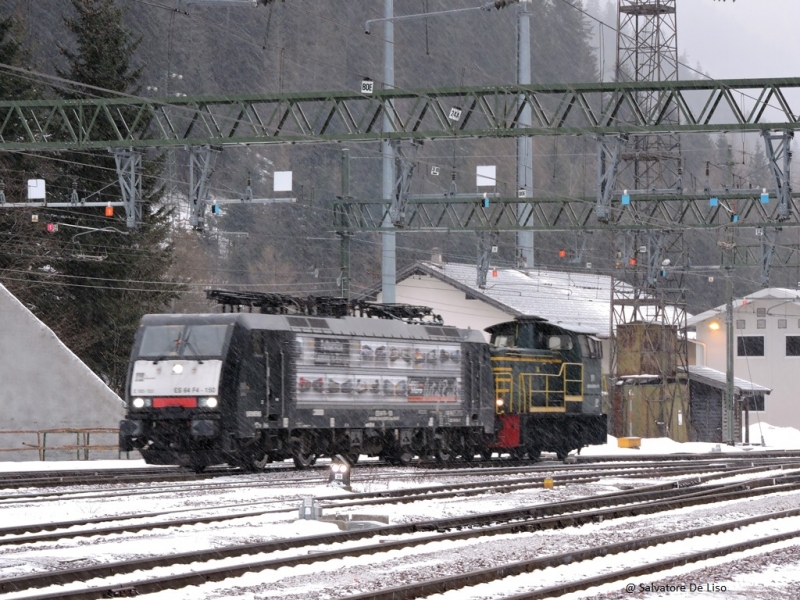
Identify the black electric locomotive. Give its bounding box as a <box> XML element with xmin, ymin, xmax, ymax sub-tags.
<box><xmin>119</xmin><ymin>292</ymin><xmax>606</xmax><ymax>470</ymax></box>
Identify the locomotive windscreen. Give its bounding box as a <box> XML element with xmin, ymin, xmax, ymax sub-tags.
<box><xmin>138</xmin><ymin>324</ymin><xmax>229</xmax><ymax>358</ymax></box>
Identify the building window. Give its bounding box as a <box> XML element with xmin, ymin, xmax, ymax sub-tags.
<box><xmin>757</xmin><ymin>319</ymin><xmax>766</xmax><ymax>329</ymax></box>
<box><xmin>787</xmin><ymin>336</ymin><xmax>800</xmax><ymax>356</ymax></box>
<box><xmin>737</xmin><ymin>336</ymin><xmax>764</xmax><ymax>357</ymax></box>
<box><xmin>757</xmin><ymin>308</ymin><xmax>766</xmax><ymax>317</ymax></box>
<box><xmin>736</xmin><ymin>320</ymin><xmax>746</xmax><ymax>330</ymax></box>
<box><xmin>779</xmin><ymin>319</ymin><xmax>788</xmax><ymax>329</ymax></box>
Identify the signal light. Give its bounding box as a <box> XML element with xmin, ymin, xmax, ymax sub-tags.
<box><xmin>629</xmin><ymin>258</ymin><xmax>636</xmax><ymax>266</ymax></box>
<box><xmin>105</xmin><ymin>202</ymin><xmax>114</xmax><ymax>217</ymax></box>
<box><xmin>558</xmin><ymin>249</ymin><xmax>566</xmax><ymax>258</ymax></box>
<box><xmin>46</xmin><ymin>223</ymin><xmax>58</xmax><ymax>233</ymax></box>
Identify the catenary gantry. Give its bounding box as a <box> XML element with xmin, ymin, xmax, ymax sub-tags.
<box><xmin>1</xmin><ymin>78</ymin><xmax>800</xmax><ymax>150</ymax></box>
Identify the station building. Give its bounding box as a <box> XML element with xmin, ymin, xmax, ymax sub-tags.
<box><xmin>688</xmin><ymin>288</ymin><xmax>797</xmax><ymax>432</ymax></box>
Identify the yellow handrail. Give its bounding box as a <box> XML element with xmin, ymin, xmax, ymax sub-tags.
<box><xmin>494</xmin><ymin>372</ymin><xmax>513</xmax><ymax>414</ymax></box>
<box><xmin>517</xmin><ymin>362</ymin><xmax>583</xmax><ymax>411</ymax></box>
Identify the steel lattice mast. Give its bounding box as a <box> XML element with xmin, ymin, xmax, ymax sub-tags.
<box><xmin>611</xmin><ymin>0</ymin><xmax>689</xmax><ymax>442</ymax></box>
<box><xmin>617</xmin><ymin>0</ymin><xmax>680</xmax><ymax>193</ymax></box>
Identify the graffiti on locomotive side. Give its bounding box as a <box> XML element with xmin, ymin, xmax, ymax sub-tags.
<box><xmin>296</xmin><ymin>373</ymin><xmax>460</xmax><ymax>403</ymax></box>
<box><xmin>296</xmin><ymin>336</ymin><xmax>460</xmax><ymax>372</ymax></box>
<box><xmin>407</xmin><ymin>377</ymin><xmax>458</xmax><ymax>402</ymax></box>
<box><xmin>295</xmin><ymin>335</ymin><xmax>461</xmax><ymax>404</ymax></box>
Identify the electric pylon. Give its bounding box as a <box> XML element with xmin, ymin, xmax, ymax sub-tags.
<box><xmin>610</xmin><ymin>0</ymin><xmax>689</xmax><ymax>442</ymax></box>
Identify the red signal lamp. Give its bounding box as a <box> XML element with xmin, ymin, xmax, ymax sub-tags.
<box><xmin>105</xmin><ymin>203</ymin><xmax>114</xmax><ymax>217</ymax></box>
<box><xmin>46</xmin><ymin>223</ymin><xmax>58</xmax><ymax>233</ymax></box>
<box><xmin>629</xmin><ymin>258</ymin><xmax>637</xmax><ymax>266</ymax></box>
<box><xmin>558</xmin><ymin>249</ymin><xmax>566</xmax><ymax>258</ymax></box>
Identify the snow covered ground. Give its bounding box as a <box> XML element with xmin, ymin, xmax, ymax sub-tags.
<box><xmin>581</xmin><ymin>422</ymin><xmax>800</xmax><ymax>457</ymax></box>
<box><xmin>0</xmin><ymin>423</ymin><xmax>799</xmax><ymax>599</ymax></box>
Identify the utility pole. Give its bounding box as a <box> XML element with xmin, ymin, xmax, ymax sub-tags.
<box><xmin>516</xmin><ymin>0</ymin><xmax>534</xmax><ymax>269</ymax></box>
<box><xmin>722</xmin><ymin>227</ymin><xmax>736</xmax><ymax>445</ymax></box>
<box><xmin>724</xmin><ymin>275</ymin><xmax>735</xmax><ymax>445</ymax></box>
<box><xmin>381</xmin><ymin>0</ymin><xmax>397</xmax><ymax>304</ymax></box>
<box><xmin>371</xmin><ymin>1</ymin><xmax>526</xmax><ymax>299</ymax></box>
<box><xmin>339</xmin><ymin>149</ymin><xmax>352</xmax><ymax>301</ymax></box>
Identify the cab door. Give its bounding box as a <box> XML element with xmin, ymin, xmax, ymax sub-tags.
<box><xmin>237</xmin><ymin>331</ymin><xmax>268</xmax><ymax>437</ymax></box>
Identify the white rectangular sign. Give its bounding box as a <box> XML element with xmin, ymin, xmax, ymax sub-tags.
<box><xmin>27</xmin><ymin>179</ymin><xmax>46</xmax><ymax>200</ymax></box>
<box><xmin>274</xmin><ymin>171</ymin><xmax>293</xmax><ymax>192</ymax></box>
<box><xmin>476</xmin><ymin>166</ymin><xmax>496</xmax><ymax>187</ymax></box>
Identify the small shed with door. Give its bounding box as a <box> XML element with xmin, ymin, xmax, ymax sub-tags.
<box><xmin>686</xmin><ymin>365</ymin><xmax>770</xmax><ymax>444</ymax></box>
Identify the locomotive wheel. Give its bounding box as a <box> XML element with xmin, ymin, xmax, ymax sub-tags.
<box><xmin>556</xmin><ymin>448</ymin><xmax>570</xmax><ymax>461</ymax></box>
<box><xmin>509</xmin><ymin>448</ymin><xmax>525</xmax><ymax>461</ymax></box>
<box><xmin>346</xmin><ymin>453</ymin><xmax>360</xmax><ymax>466</ymax></box>
<box><xmin>250</xmin><ymin>450</ymin><xmax>270</xmax><ymax>471</ymax></box>
<box><xmin>190</xmin><ymin>461</ymin><xmax>207</xmax><ymax>474</ymax></box>
<box><xmin>292</xmin><ymin>451</ymin><xmax>317</xmax><ymax>469</ymax></box>
<box><xmin>380</xmin><ymin>449</ymin><xmax>413</xmax><ymax>466</ymax></box>
<box><xmin>397</xmin><ymin>449</ymin><xmax>414</xmax><ymax>465</ymax></box>
<box><xmin>235</xmin><ymin>444</ymin><xmax>270</xmax><ymax>472</ymax></box>
<box><xmin>479</xmin><ymin>447</ymin><xmax>494</xmax><ymax>461</ymax></box>
<box><xmin>526</xmin><ymin>447</ymin><xmax>542</xmax><ymax>462</ymax></box>
<box><xmin>434</xmin><ymin>432</ymin><xmax>453</xmax><ymax>463</ymax></box>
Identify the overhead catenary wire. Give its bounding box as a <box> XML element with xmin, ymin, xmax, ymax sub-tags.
<box><xmin>0</xmin><ymin>3</ymin><xmax>788</xmax><ymax>296</ymax></box>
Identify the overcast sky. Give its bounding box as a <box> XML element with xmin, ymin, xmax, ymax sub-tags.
<box><xmin>679</xmin><ymin>0</ymin><xmax>800</xmax><ymax>79</ymax></box>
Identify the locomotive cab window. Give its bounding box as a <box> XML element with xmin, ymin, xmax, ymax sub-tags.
<box><xmin>139</xmin><ymin>324</ymin><xmax>229</xmax><ymax>358</ymax></box>
<box><xmin>494</xmin><ymin>335</ymin><xmax>513</xmax><ymax>348</ymax></box>
<box><xmin>490</xmin><ymin>324</ymin><xmax>517</xmax><ymax>348</ymax></box>
<box><xmin>548</xmin><ymin>335</ymin><xmax>573</xmax><ymax>351</ymax></box>
<box><xmin>580</xmin><ymin>336</ymin><xmax>603</xmax><ymax>359</ymax></box>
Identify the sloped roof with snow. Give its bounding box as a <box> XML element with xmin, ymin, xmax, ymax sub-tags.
<box><xmin>688</xmin><ymin>288</ymin><xmax>800</xmax><ymax>326</ymax></box>
<box><xmin>401</xmin><ymin>262</ymin><xmax>614</xmax><ymax>336</ymax></box>
<box><xmin>686</xmin><ymin>365</ymin><xmax>771</xmax><ymax>395</ymax></box>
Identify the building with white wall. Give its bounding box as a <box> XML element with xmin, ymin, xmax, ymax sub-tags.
<box><xmin>371</xmin><ymin>259</ymin><xmax>613</xmax><ymax>368</ymax></box>
<box><xmin>688</xmin><ymin>288</ymin><xmax>800</xmax><ymax>430</ymax></box>
<box><xmin>0</xmin><ymin>284</ymin><xmax>124</xmax><ymax>460</ymax></box>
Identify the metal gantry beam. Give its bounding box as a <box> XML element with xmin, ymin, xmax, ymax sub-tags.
<box><xmin>333</xmin><ymin>190</ymin><xmax>800</xmax><ymax>233</ymax></box>
<box><xmin>188</xmin><ymin>145</ymin><xmax>218</xmax><ymax>231</ymax></box>
<box><xmin>3</xmin><ymin>78</ymin><xmax>800</xmax><ymax>150</ymax></box>
<box><xmin>763</xmin><ymin>130</ymin><xmax>794</xmax><ymax>222</ymax></box>
<box><xmin>113</xmin><ymin>149</ymin><xmax>142</xmax><ymax>228</ymax></box>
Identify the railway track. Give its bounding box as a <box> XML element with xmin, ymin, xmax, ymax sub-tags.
<box><xmin>345</xmin><ymin>508</ymin><xmax>800</xmax><ymax>600</ymax></box>
<box><xmin>4</xmin><ymin>468</ymin><xmax>800</xmax><ymax>599</ymax></box>
<box><xmin>2</xmin><ymin>453</ymin><xmax>795</xmax><ymax>497</ymax></box>
<box><xmin>0</xmin><ymin>465</ymin><xmax>244</xmax><ymax>490</ymax></box>
<box><xmin>0</xmin><ymin>450</ymin><xmax>800</xmax><ymax>489</ymax></box>
<box><xmin>2</xmin><ymin>448</ymin><xmax>798</xmax><ymax>488</ymax></box>
<box><xmin>0</xmin><ymin>464</ymin><xmax>692</xmax><ymax>545</ymax></box>
<box><xmin>2</xmin><ymin>461</ymin><xmax>795</xmax><ymax>546</ymax></box>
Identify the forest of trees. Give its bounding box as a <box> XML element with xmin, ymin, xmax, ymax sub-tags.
<box><xmin>0</xmin><ymin>0</ymin><xmax>792</xmax><ymax>392</ymax></box>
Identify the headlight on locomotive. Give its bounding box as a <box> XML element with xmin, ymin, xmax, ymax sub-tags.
<box><xmin>198</xmin><ymin>397</ymin><xmax>218</xmax><ymax>409</ymax></box>
<box><xmin>131</xmin><ymin>397</ymin><xmax>152</xmax><ymax>409</ymax></box>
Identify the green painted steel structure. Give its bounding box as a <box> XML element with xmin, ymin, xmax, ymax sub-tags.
<box><xmin>1</xmin><ymin>77</ymin><xmax>800</xmax><ymax>151</ymax></box>
<box><xmin>333</xmin><ymin>192</ymin><xmax>800</xmax><ymax>232</ymax></box>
